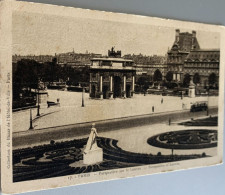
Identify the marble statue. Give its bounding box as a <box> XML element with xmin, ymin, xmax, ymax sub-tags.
<box><xmin>84</xmin><ymin>123</ymin><xmax>99</xmax><ymax>153</ymax></box>
<box><xmin>83</xmin><ymin>123</ymin><xmax>103</xmax><ymax>165</ymax></box>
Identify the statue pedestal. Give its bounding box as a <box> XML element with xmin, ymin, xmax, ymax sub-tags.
<box><xmin>83</xmin><ymin>147</ymin><xmax>103</xmax><ymax>165</ymax></box>
<box><xmin>188</xmin><ymin>88</ymin><xmax>195</xmax><ymax>98</ymax></box>
<box><xmin>109</xmin><ymin>92</ymin><xmax>113</xmax><ymax>99</ymax></box>
<box><xmin>188</xmin><ymin>79</ymin><xmax>196</xmax><ymax>98</ymax></box>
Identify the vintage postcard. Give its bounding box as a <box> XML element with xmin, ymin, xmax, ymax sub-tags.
<box><xmin>0</xmin><ymin>0</ymin><xmax>224</xmax><ymax>194</ymax></box>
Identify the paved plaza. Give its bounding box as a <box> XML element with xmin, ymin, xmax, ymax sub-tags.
<box><xmin>45</xmin><ymin>117</ymin><xmax>216</xmax><ymax>156</ymax></box>
<box><xmin>13</xmin><ymin>90</ymin><xmax>218</xmax><ymax>132</ymax></box>
<box><xmin>101</xmin><ymin>122</ymin><xmax>217</xmax><ymax>156</ymax></box>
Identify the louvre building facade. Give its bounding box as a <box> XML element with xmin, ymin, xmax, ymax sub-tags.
<box><xmin>167</xmin><ymin>29</ymin><xmax>220</xmax><ymax>88</ymax></box>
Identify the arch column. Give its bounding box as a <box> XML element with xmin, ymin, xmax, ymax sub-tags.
<box><xmin>109</xmin><ymin>75</ymin><xmax>113</xmax><ymax>99</ymax></box>
<box><xmin>180</xmin><ymin>73</ymin><xmax>183</xmax><ymax>82</ymax></box>
<box><xmin>173</xmin><ymin>73</ymin><xmax>176</xmax><ymax>81</ymax></box>
<box><xmin>177</xmin><ymin>73</ymin><xmax>180</xmax><ymax>81</ymax></box>
<box><xmin>100</xmin><ymin>75</ymin><xmax>103</xmax><ymax>99</ymax></box>
<box><xmin>131</xmin><ymin>75</ymin><xmax>135</xmax><ymax>97</ymax></box>
<box><xmin>123</xmin><ymin>75</ymin><xmax>126</xmax><ymax>98</ymax></box>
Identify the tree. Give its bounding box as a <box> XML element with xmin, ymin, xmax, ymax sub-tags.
<box><xmin>153</xmin><ymin>69</ymin><xmax>162</xmax><ymax>81</ymax></box>
<box><xmin>166</xmin><ymin>71</ymin><xmax>173</xmax><ymax>82</ymax></box>
<box><xmin>167</xmin><ymin>82</ymin><xmax>178</xmax><ymax>89</ymax></box>
<box><xmin>193</xmin><ymin>73</ymin><xmax>200</xmax><ymax>84</ymax></box>
<box><xmin>13</xmin><ymin>59</ymin><xmax>41</xmax><ymax>94</ymax></box>
<box><xmin>79</xmin><ymin>66</ymin><xmax>90</xmax><ymax>85</ymax></box>
<box><xmin>183</xmin><ymin>74</ymin><xmax>191</xmax><ymax>87</ymax></box>
<box><xmin>137</xmin><ymin>76</ymin><xmax>150</xmax><ymax>92</ymax></box>
<box><xmin>137</xmin><ymin>76</ymin><xmax>147</xmax><ymax>86</ymax></box>
<box><xmin>143</xmin><ymin>82</ymin><xmax>149</xmax><ymax>92</ymax></box>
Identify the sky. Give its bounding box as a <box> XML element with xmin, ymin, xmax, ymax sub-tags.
<box><xmin>12</xmin><ymin>11</ymin><xmax>220</xmax><ymax>56</ymax></box>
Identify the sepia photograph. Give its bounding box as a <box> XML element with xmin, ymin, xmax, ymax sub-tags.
<box><xmin>12</xmin><ymin>6</ymin><xmax>221</xmax><ymax>181</ymax></box>
<box><xmin>0</xmin><ymin>1</ymin><xmax>224</xmax><ymax>194</ymax></box>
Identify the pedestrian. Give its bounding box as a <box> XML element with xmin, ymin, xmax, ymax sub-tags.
<box><xmin>161</xmin><ymin>98</ymin><xmax>163</xmax><ymax>104</ymax></box>
<box><xmin>152</xmin><ymin>106</ymin><xmax>154</xmax><ymax>112</ymax></box>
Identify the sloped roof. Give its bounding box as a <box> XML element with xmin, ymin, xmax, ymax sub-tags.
<box><xmin>185</xmin><ymin>49</ymin><xmax>220</xmax><ymax>62</ymax></box>
<box><xmin>169</xmin><ymin>31</ymin><xmax>200</xmax><ymax>53</ymax></box>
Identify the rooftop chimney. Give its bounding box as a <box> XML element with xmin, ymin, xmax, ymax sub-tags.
<box><xmin>192</xmin><ymin>31</ymin><xmax>196</xmax><ymax>50</ymax></box>
<box><xmin>175</xmin><ymin>29</ymin><xmax>180</xmax><ymax>43</ymax></box>
<box><xmin>192</xmin><ymin>30</ymin><xmax>196</xmax><ymax>37</ymax></box>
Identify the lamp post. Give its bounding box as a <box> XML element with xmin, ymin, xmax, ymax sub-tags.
<box><xmin>37</xmin><ymin>88</ymin><xmax>40</xmax><ymax>116</ymax></box>
<box><xmin>207</xmin><ymin>86</ymin><xmax>210</xmax><ymax>116</ymax></box>
<box><xmin>29</xmin><ymin>108</ymin><xmax>33</xmax><ymax>130</ymax></box>
<box><xmin>82</xmin><ymin>87</ymin><xmax>85</xmax><ymax>107</ymax></box>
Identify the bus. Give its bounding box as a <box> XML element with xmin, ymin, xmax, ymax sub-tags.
<box><xmin>190</xmin><ymin>101</ymin><xmax>208</xmax><ymax>112</ymax></box>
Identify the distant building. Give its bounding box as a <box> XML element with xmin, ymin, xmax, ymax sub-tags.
<box><xmin>56</xmin><ymin>51</ymin><xmax>102</xmax><ymax>67</ymax></box>
<box><xmin>89</xmin><ymin>48</ymin><xmax>136</xmax><ymax>99</ymax></box>
<box><xmin>167</xmin><ymin>29</ymin><xmax>220</xmax><ymax>87</ymax></box>
<box><xmin>134</xmin><ymin>64</ymin><xmax>168</xmax><ymax>81</ymax></box>
<box><xmin>183</xmin><ymin>49</ymin><xmax>220</xmax><ymax>87</ymax></box>
<box><xmin>123</xmin><ymin>54</ymin><xmax>167</xmax><ymax>80</ymax></box>
<box><xmin>123</xmin><ymin>54</ymin><xmax>166</xmax><ymax>65</ymax></box>
<box><xmin>13</xmin><ymin>54</ymin><xmax>53</xmax><ymax>64</ymax></box>
<box><xmin>167</xmin><ymin>29</ymin><xmax>200</xmax><ymax>82</ymax></box>
<box><xmin>13</xmin><ymin>51</ymin><xmax>102</xmax><ymax>68</ymax></box>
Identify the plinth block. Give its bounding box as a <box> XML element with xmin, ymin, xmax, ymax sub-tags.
<box><xmin>83</xmin><ymin>147</ymin><xmax>103</xmax><ymax>165</ymax></box>
<box><xmin>188</xmin><ymin>88</ymin><xmax>195</xmax><ymax>98</ymax></box>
